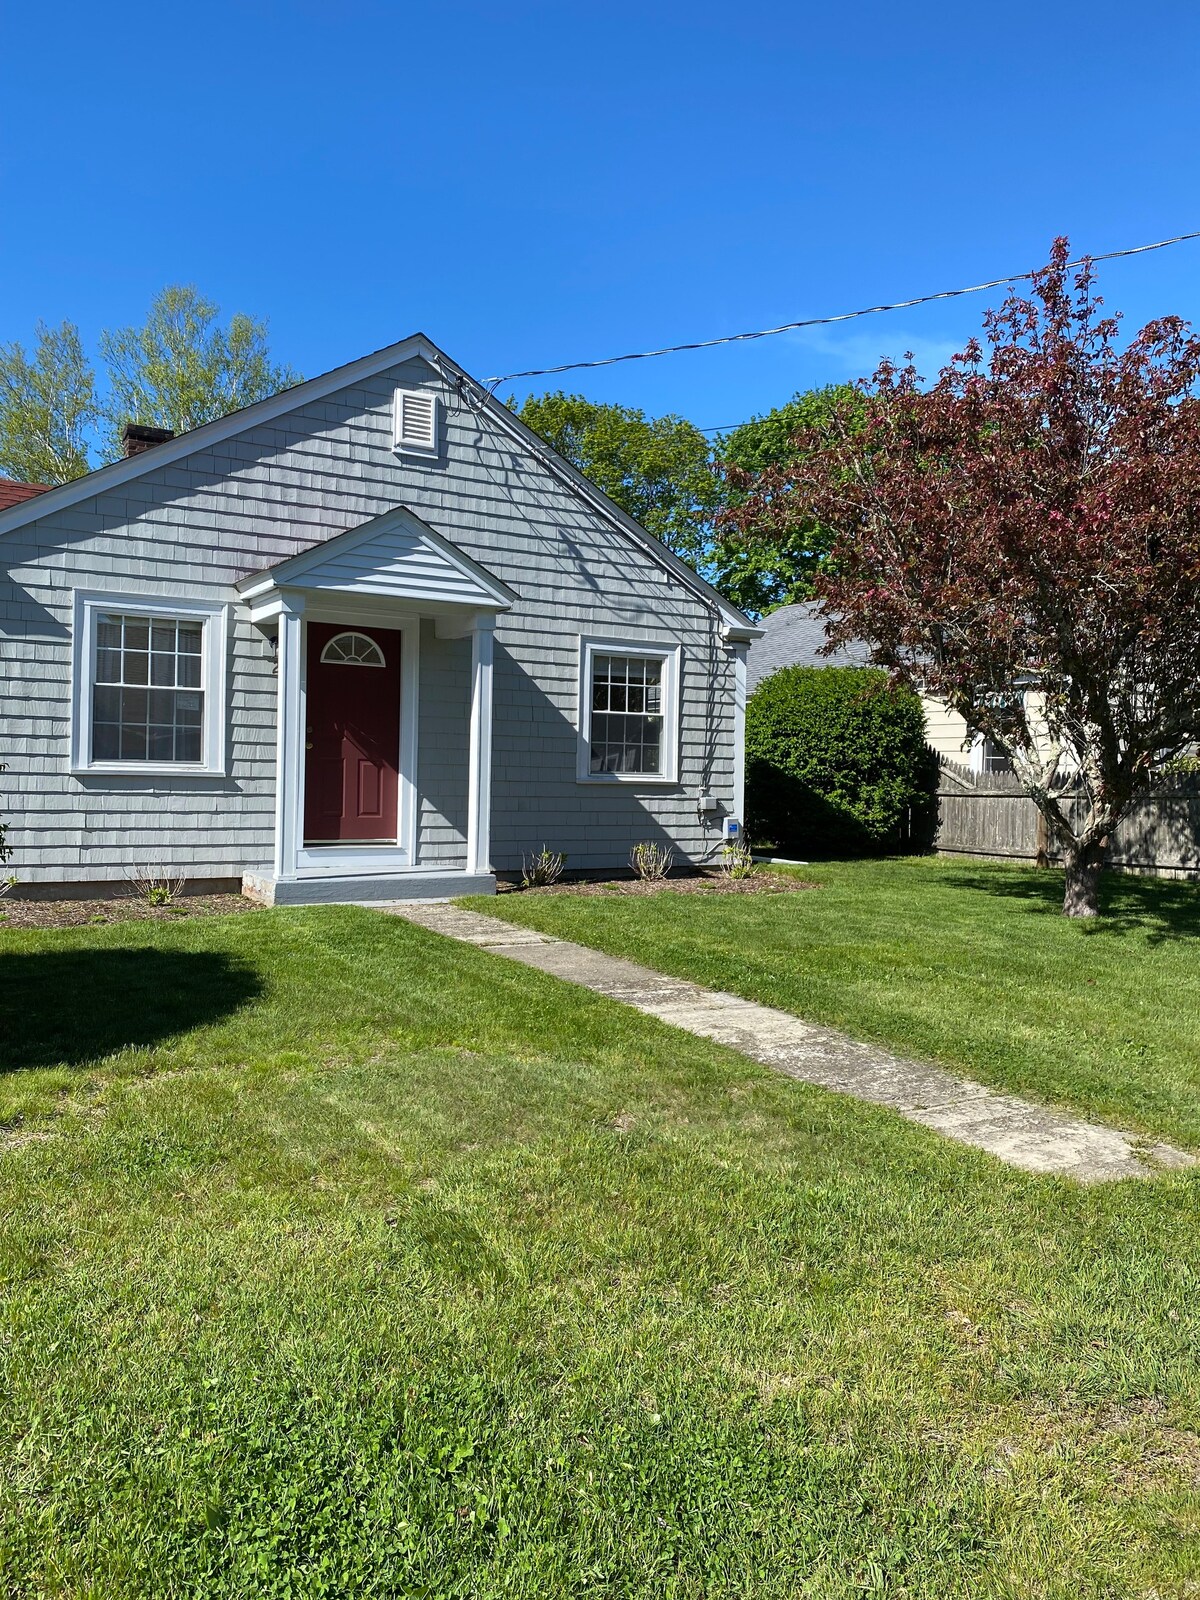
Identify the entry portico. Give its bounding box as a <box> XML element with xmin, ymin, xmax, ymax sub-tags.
<box><xmin>236</xmin><ymin>505</ymin><xmax>516</xmax><ymax>904</ymax></box>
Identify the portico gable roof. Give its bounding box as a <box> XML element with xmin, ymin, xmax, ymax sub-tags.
<box><xmin>236</xmin><ymin>504</ymin><xmax>518</xmax><ymax>621</ymax></box>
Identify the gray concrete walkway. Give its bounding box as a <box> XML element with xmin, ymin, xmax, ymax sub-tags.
<box><xmin>381</xmin><ymin>902</ymin><xmax>1196</xmax><ymax>1184</ymax></box>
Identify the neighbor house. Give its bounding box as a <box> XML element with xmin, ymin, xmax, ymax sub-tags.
<box><xmin>0</xmin><ymin>336</ymin><xmax>760</xmax><ymax>902</ymax></box>
<box><xmin>746</xmin><ymin>601</ymin><xmax>1012</xmax><ymax>772</ymax></box>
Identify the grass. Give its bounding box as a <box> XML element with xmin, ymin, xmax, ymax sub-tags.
<box><xmin>469</xmin><ymin>855</ymin><xmax>1200</xmax><ymax>1148</ymax></box>
<box><xmin>0</xmin><ymin>897</ymin><xmax>1199</xmax><ymax>1595</ymax></box>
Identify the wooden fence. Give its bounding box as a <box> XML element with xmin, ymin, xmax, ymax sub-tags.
<box><xmin>935</xmin><ymin>759</ymin><xmax>1200</xmax><ymax>879</ymax></box>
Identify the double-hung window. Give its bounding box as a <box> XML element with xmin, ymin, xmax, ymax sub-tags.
<box><xmin>72</xmin><ymin>593</ymin><xmax>228</xmax><ymax>775</ymax></box>
<box><xmin>92</xmin><ymin>613</ymin><xmax>204</xmax><ymax>762</ymax></box>
<box><xmin>579</xmin><ymin>638</ymin><xmax>679</xmax><ymax>782</ymax></box>
<box><xmin>979</xmin><ymin>736</ymin><xmax>1013</xmax><ymax>775</ymax></box>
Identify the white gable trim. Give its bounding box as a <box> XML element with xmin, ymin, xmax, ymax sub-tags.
<box><xmin>236</xmin><ymin>504</ymin><xmax>517</xmax><ymax>618</ymax></box>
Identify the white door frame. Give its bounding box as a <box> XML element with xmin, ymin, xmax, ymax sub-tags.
<box><xmin>274</xmin><ymin>595</ymin><xmax>420</xmax><ymax>879</ymax></box>
<box><xmin>270</xmin><ymin>594</ymin><xmax>494</xmax><ymax>883</ymax></box>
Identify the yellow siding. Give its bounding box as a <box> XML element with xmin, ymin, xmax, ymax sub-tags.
<box><xmin>920</xmin><ymin>696</ymin><xmax>974</xmax><ymax>761</ymax></box>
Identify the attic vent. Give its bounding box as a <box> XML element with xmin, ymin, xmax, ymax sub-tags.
<box><xmin>393</xmin><ymin>388</ymin><xmax>438</xmax><ymax>455</ymax></box>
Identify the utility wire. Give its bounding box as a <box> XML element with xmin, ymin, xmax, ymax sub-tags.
<box><xmin>486</xmin><ymin>229</ymin><xmax>1200</xmax><ymax>390</ymax></box>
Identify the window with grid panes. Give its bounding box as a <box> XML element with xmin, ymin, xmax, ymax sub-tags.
<box><xmin>589</xmin><ymin>653</ymin><xmax>665</xmax><ymax>774</ymax></box>
<box><xmin>980</xmin><ymin>737</ymin><xmax>1013</xmax><ymax>774</ymax></box>
<box><xmin>92</xmin><ymin>613</ymin><xmax>205</xmax><ymax>762</ymax></box>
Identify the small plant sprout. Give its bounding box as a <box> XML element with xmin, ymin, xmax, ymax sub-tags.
<box><xmin>0</xmin><ymin>760</ymin><xmax>10</xmax><ymax>871</ymax></box>
<box><xmin>630</xmin><ymin>841</ymin><xmax>674</xmax><ymax>882</ymax></box>
<box><xmin>521</xmin><ymin>847</ymin><xmax>566</xmax><ymax>889</ymax></box>
<box><xmin>126</xmin><ymin>866</ymin><xmax>187</xmax><ymax>908</ymax></box>
<box><xmin>721</xmin><ymin>838</ymin><xmax>756</xmax><ymax>880</ymax></box>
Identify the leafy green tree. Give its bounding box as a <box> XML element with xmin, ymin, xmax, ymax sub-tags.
<box><xmin>713</xmin><ymin>386</ymin><xmax>863</xmax><ymax>615</ymax></box>
<box><xmin>0</xmin><ymin>321</ymin><xmax>97</xmax><ymax>484</ymax></box>
<box><xmin>99</xmin><ymin>286</ymin><xmax>300</xmax><ymax>455</ymax></box>
<box><xmin>516</xmin><ymin>391</ymin><xmax>720</xmax><ymax>568</ymax></box>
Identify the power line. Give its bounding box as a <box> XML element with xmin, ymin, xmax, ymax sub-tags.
<box><xmin>486</xmin><ymin>229</ymin><xmax>1200</xmax><ymax>389</ymax></box>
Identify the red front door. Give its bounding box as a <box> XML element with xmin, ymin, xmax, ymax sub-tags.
<box><xmin>304</xmin><ymin>623</ymin><xmax>401</xmax><ymax>844</ymax></box>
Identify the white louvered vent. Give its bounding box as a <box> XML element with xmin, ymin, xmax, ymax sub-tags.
<box><xmin>393</xmin><ymin>388</ymin><xmax>438</xmax><ymax>455</ymax></box>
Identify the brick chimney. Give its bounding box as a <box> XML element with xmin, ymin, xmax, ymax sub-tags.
<box><xmin>121</xmin><ymin>422</ymin><xmax>175</xmax><ymax>458</ymax></box>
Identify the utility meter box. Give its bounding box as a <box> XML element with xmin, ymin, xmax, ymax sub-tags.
<box><xmin>723</xmin><ymin>816</ymin><xmax>742</xmax><ymax>841</ymax></box>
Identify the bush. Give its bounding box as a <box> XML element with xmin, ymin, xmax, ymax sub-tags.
<box><xmin>521</xmin><ymin>846</ymin><xmax>566</xmax><ymax>888</ymax></box>
<box><xmin>630</xmin><ymin>841</ymin><xmax>674</xmax><ymax>882</ymax></box>
<box><xmin>745</xmin><ymin>666</ymin><xmax>937</xmax><ymax>855</ymax></box>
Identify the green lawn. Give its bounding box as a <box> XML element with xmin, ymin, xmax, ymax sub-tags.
<box><xmin>470</xmin><ymin>856</ymin><xmax>1200</xmax><ymax>1148</ymax></box>
<box><xmin>1</xmin><ymin>897</ymin><xmax>1199</xmax><ymax>1596</ymax></box>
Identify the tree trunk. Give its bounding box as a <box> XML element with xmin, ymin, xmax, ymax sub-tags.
<box><xmin>1062</xmin><ymin>839</ymin><xmax>1106</xmax><ymax>917</ymax></box>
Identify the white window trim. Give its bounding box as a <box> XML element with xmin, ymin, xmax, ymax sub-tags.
<box><xmin>968</xmin><ymin>731</ymin><xmax>1014</xmax><ymax>776</ymax></box>
<box><xmin>577</xmin><ymin>635</ymin><xmax>681</xmax><ymax>785</ymax></box>
<box><xmin>70</xmin><ymin>590</ymin><xmax>229</xmax><ymax>777</ymax></box>
<box><xmin>392</xmin><ymin>387</ymin><xmax>439</xmax><ymax>457</ymax></box>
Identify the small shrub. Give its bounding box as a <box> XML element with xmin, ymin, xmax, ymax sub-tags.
<box><xmin>521</xmin><ymin>846</ymin><xmax>566</xmax><ymax>888</ymax></box>
<box><xmin>630</xmin><ymin>841</ymin><xmax>674</xmax><ymax>882</ymax></box>
<box><xmin>127</xmin><ymin>867</ymin><xmax>187</xmax><ymax>907</ymax></box>
<box><xmin>720</xmin><ymin>839</ymin><xmax>756</xmax><ymax>880</ymax></box>
<box><xmin>746</xmin><ymin>666</ymin><xmax>937</xmax><ymax>856</ymax></box>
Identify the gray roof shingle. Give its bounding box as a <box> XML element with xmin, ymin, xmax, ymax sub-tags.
<box><xmin>745</xmin><ymin>601</ymin><xmax>871</xmax><ymax>691</ymax></box>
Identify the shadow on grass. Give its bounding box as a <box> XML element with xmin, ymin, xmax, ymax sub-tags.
<box><xmin>0</xmin><ymin>948</ymin><xmax>262</xmax><ymax>1071</ymax></box>
<box><xmin>938</xmin><ymin>863</ymin><xmax>1200</xmax><ymax>943</ymax></box>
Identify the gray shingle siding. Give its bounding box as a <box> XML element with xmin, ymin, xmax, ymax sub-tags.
<box><xmin>0</xmin><ymin>354</ymin><xmax>740</xmax><ymax>884</ymax></box>
<box><xmin>416</xmin><ymin>622</ymin><xmax>470</xmax><ymax>866</ymax></box>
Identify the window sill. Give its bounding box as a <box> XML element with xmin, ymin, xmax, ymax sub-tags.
<box><xmin>576</xmin><ymin>773</ymin><xmax>680</xmax><ymax>787</ymax></box>
<box><xmin>70</xmin><ymin>762</ymin><xmax>228</xmax><ymax>779</ymax></box>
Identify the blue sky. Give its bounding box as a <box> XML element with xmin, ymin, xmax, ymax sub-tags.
<box><xmin>3</xmin><ymin>1</ymin><xmax>1198</xmax><ymax>433</ymax></box>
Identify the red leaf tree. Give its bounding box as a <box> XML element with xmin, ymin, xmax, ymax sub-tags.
<box><xmin>725</xmin><ymin>239</ymin><xmax>1200</xmax><ymax>915</ymax></box>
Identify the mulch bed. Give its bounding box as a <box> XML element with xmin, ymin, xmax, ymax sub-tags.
<box><xmin>0</xmin><ymin>894</ymin><xmax>258</xmax><ymax>931</ymax></box>
<box><xmin>500</xmin><ymin>869</ymin><xmax>816</xmax><ymax>898</ymax></box>
<box><xmin>0</xmin><ymin>870</ymin><xmax>816</xmax><ymax>927</ymax></box>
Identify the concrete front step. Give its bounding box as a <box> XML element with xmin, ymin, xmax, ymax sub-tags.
<box><xmin>243</xmin><ymin>870</ymin><xmax>496</xmax><ymax>906</ymax></box>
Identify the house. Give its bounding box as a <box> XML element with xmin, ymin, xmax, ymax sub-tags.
<box><xmin>746</xmin><ymin>601</ymin><xmax>1011</xmax><ymax>772</ymax></box>
<box><xmin>0</xmin><ymin>336</ymin><xmax>760</xmax><ymax>903</ymax></box>
<box><xmin>0</xmin><ymin>479</ymin><xmax>50</xmax><ymax>511</ymax></box>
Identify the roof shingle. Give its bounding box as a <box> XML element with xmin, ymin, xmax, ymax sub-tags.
<box><xmin>0</xmin><ymin>478</ymin><xmax>50</xmax><ymax>511</ymax></box>
<box><xmin>745</xmin><ymin>601</ymin><xmax>871</xmax><ymax>692</ymax></box>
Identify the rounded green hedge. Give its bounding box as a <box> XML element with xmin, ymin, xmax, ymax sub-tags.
<box><xmin>745</xmin><ymin>666</ymin><xmax>937</xmax><ymax>855</ymax></box>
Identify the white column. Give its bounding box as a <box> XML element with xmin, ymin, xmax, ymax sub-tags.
<box><xmin>466</xmin><ymin>614</ymin><xmax>495</xmax><ymax>876</ymax></box>
<box><xmin>731</xmin><ymin>641</ymin><xmax>748</xmax><ymax>827</ymax></box>
<box><xmin>273</xmin><ymin>593</ymin><xmax>306</xmax><ymax>879</ymax></box>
